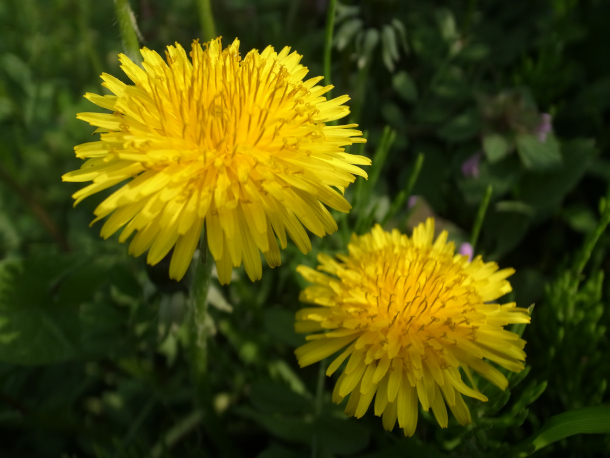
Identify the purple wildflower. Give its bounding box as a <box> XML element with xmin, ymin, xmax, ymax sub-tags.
<box><xmin>461</xmin><ymin>152</ymin><xmax>483</xmax><ymax>178</ymax></box>
<box><xmin>536</xmin><ymin>113</ymin><xmax>552</xmax><ymax>143</ymax></box>
<box><xmin>459</xmin><ymin>242</ymin><xmax>473</xmax><ymax>262</ymax></box>
<box><xmin>408</xmin><ymin>195</ymin><xmax>419</xmax><ymax>209</ymax></box>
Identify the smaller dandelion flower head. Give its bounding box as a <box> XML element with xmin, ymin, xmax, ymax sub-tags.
<box><xmin>294</xmin><ymin>219</ymin><xmax>530</xmax><ymax>436</ymax></box>
<box><xmin>63</xmin><ymin>38</ymin><xmax>369</xmax><ymax>284</ymax></box>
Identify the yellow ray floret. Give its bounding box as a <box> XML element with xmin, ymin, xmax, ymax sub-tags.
<box><xmin>63</xmin><ymin>38</ymin><xmax>369</xmax><ymax>284</ymax></box>
<box><xmin>294</xmin><ymin>218</ymin><xmax>530</xmax><ymax>436</ymax></box>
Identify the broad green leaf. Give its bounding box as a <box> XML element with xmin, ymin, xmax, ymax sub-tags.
<box><xmin>520</xmin><ymin>138</ymin><xmax>597</xmax><ymax>217</ymax></box>
<box><xmin>516</xmin><ymin>133</ymin><xmax>562</xmax><ymax>171</ymax></box>
<box><xmin>483</xmin><ymin>134</ymin><xmax>511</xmax><ymax>162</ymax></box>
<box><xmin>392</xmin><ymin>71</ymin><xmax>418</xmax><ymax>103</ymax></box>
<box><xmin>518</xmin><ymin>405</ymin><xmax>610</xmax><ymax>456</ymax></box>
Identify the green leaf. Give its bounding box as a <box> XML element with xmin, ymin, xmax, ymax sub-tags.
<box><xmin>0</xmin><ymin>256</ymin><xmax>80</xmax><ymax>365</ymax></box>
<box><xmin>0</xmin><ymin>254</ymin><xmax>132</xmax><ymax>365</ymax></box>
<box><xmin>381</xmin><ymin>25</ymin><xmax>399</xmax><ymax>72</ymax></box>
<box><xmin>437</xmin><ymin>109</ymin><xmax>481</xmax><ymax>142</ymax></box>
<box><xmin>435</xmin><ymin>8</ymin><xmax>457</xmax><ymax>41</ymax></box>
<box><xmin>483</xmin><ymin>134</ymin><xmax>511</xmax><ymax>162</ymax></box>
<box><xmin>334</xmin><ymin>18</ymin><xmax>363</xmax><ymax>51</ymax></box>
<box><xmin>392</xmin><ymin>71</ymin><xmax>418</xmax><ymax>103</ymax></box>
<box><xmin>357</xmin><ymin>29</ymin><xmax>379</xmax><ymax>69</ymax></box>
<box><xmin>516</xmin><ymin>133</ymin><xmax>562</xmax><ymax>171</ymax></box>
<box><xmin>520</xmin><ymin>139</ymin><xmax>597</xmax><ymax>217</ymax></box>
<box><xmin>561</xmin><ymin>205</ymin><xmax>598</xmax><ymax>233</ymax></box>
<box><xmin>518</xmin><ymin>405</ymin><xmax>610</xmax><ymax>456</ymax></box>
<box><xmin>381</xmin><ymin>102</ymin><xmax>407</xmax><ymax>128</ymax></box>
<box><xmin>391</xmin><ymin>19</ymin><xmax>409</xmax><ymax>53</ymax></box>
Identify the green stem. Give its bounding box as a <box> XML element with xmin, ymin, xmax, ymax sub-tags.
<box><xmin>190</xmin><ymin>234</ymin><xmax>214</xmax><ymax>390</ymax></box>
<box><xmin>187</xmin><ymin>236</ymin><xmax>241</xmax><ymax>457</ymax></box>
<box><xmin>196</xmin><ymin>0</ymin><xmax>217</xmax><ymax>42</ymax></box>
<box><xmin>573</xmin><ymin>189</ymin><xmax>610</xmax><ymax>283</ymax></box>
<box><xmin>113</xmin><ymin>0</ymin><xmax>142</xmax><ymax>63</ymax></box>
<box><xmin>311</xmin><ymin>358</ymin><xmax>328</xmax><ymax>458</ymax></box>
<box><xmin>323</xmin><ymin>0</ymin><xmax>337</xmax><ymax>101</ymax></box>
<box><xmin>470</xmin><ymin>185</ymin><xmax>492</xmax><ymax>252</ymax></box>
<box><xmin>150</xmin><ymin>410</ymin><xmax>205</xmax><ymax>458</ymax></box>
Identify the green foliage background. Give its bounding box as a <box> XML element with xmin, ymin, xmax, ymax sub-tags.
<box><xmin>0</xmin><ymin>0</ymin><xmax>609</xmax><ymax>456</ymax></box>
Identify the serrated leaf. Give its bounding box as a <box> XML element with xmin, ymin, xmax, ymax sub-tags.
<box><xmin>392</xmin><ymin>71</ymin><xmax>418</xmax><ymax>103</ymax></box>
<box><xmin>516</xmin><ymin>133</ymin><xmax>562</xmax><ymax>170</ymax></box>
<box><xmin>0</xmin><ymin>256</ymin><xmax>80</xmax><ymax>365</ymax></box>
<box><xmin>483</xmin><ymin>134</ymin><xmax>511</xmax><ymax>162</ymax></box>
<box><xmin>0</xmin><ymin>255</ymin><xmax>132</xmax><ymax>365</ymax></box>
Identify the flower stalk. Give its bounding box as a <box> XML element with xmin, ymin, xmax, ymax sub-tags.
<box><xmin>113</xmin><ymin>0</ymin><xmax>142</xmax><ymax>64</ymax></box>
<box><xmin>189</xmin><ymin>232</ymin><xmax>214</xmax><ymax>389</ymax></box>
<box><xmin>196</xmin><ymin>0</ymin><xmax>217</xmax><ymax>43</ymax></box>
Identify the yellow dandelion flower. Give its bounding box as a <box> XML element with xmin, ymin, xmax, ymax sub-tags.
<box><xmin>63</xmin><ymin>38</ymin><xmax>369</xmax><ymax>284</ymax></box>
<box><xmin>294</xmin><ymin>219</ymin><xmax>530</xmax><ymax>436</ymax></box>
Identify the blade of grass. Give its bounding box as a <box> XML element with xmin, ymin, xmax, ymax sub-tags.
<box><xmin>516</xmin><ymin>405</ymin><xmax>610</xmax><ymax>456</ymax></box>
<box><xmin>113</xmin><ymin>0</ymin><xmax>142</xmax><ymax>63</ymax></box>
<box><xmin>470</xmin><ymin>185</ymin><xmax>492</xmax><ymax>252</ymax></box>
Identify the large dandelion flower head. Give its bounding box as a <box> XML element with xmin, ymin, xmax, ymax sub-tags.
<box><xmin>295</xmin><ymin>219</ymin><xmax>530</xmax><ymax>436</ymax></box>
<box><xmin>63</xmin><ymin>38</ymin><xmax>368</xmax><ymax>284</ymax></box>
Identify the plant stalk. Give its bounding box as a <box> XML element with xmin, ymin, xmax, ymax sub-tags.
<box><xmin>113</xmin><ymin>0</ymin><xmax>142</xmax><ymax>63</ymax></box>
<box><xmin>196</xmin><ymin>0</ymin><xmax>217</xmax><ymax>42</ymax></box>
